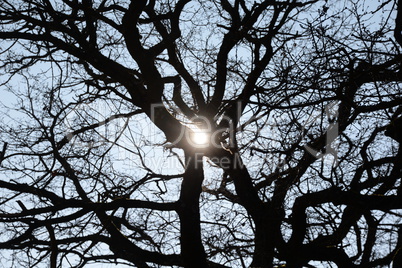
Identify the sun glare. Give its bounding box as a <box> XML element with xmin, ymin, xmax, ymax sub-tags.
<box><xmin>192</xmin><ymin>130</ymin><xmax>209</xmax><ymax>146</ymax></box>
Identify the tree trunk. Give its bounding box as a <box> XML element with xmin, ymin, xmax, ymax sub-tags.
<box><xmin>177</xmin><ymin>151</ymin><xmax>207</xmax><ymax>268</ymax></box>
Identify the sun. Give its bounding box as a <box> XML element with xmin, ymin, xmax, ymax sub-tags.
<box><xmin>191</xmin><ymin>130</ymin><xmax>210</xmax><ymax>146</ymax></box>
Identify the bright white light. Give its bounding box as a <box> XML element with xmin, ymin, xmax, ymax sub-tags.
<box><xmin>192</xmin><ymin>130</ymin><xmax>209</xmax><ymax>146</ymax></box>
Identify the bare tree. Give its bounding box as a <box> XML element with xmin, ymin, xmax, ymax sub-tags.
<box><xmin>0</xmin><ymin>0</ymin><xmax>402</xmax><ymax>267</ymax></box>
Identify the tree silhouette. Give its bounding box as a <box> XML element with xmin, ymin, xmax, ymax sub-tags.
<box><xmin>0</xmin><ymin>0</ymin><xmax>402</xmax><ymax>267</ymax></box>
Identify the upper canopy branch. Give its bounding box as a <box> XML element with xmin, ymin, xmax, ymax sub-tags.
<box><xmin>395</xmin><ymin>0</ymin><xmax>402</xmax><ymax>47</ymax></box>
